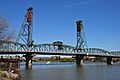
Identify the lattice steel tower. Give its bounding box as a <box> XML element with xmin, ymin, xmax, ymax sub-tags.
<box><xmin>16</xmin><ymin>6</ymin><xmax>34</xmax><ymax>68</ymax></box>
<box><xmin>17</xmin><ymin>6</ymin><xmax>33</xmax><ymax>47</ymax></box>
<box><xmin>76</xmin><ymin>20</ymin><xmax>87</xmax><ymax>51</ymax></box>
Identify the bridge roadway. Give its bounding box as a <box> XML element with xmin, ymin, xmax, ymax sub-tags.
<box><xmin>0</xmin><ymin>40</ymin><xmax>120</xmax><ymax>66</ymax></box>
<box><xmin>0</xmin><ymin>51</ymin><xmax>120</xmax><ymax>58</ymax></box>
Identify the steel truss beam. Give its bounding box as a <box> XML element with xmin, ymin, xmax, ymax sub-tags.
<box><xmin>0</xmin><ymin>40</ymin><xmax>120</xmax><ymax>57</ymax></box>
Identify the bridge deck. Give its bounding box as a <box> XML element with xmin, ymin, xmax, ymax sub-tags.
<box><xmin>0</xmin><ymin>51</ymin><xmax>120</xmax><ymax>58</ymax></box>
<box><xmin>0</xmin><ymin>40</ymin><xmax>120</xmax><ymax>58</ymax></box>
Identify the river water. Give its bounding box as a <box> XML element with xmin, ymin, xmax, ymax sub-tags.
<box><xmin>20</xmin><ymin>62</ymin><xmax>120</xmax><ymax>80</ymax></box>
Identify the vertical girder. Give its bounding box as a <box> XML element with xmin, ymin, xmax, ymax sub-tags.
<box><xmin>76</xmin><ymin>20</ymin><xmax>87</xmax><ymax>52</ymax></box>
<box><xmin>27</xmin><ymin>7</ymin><xmax>33</xmax><ymax>47</ymax></box>
<box><xmin>17</xmin><ymin>6</ymin><xmax>33</xmax><ymax>47</ymax></box>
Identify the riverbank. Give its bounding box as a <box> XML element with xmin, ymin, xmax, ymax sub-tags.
<box><xmin>0</xmin><ymin>77</ymin><xmax>12</xmax><ymax>80</ymax></box>
<box><xmin>0</xmin><ymin>70</ymin><xmax>19</xmax><ymax>80</ymax></box>
<box><xmin>0</xmin><ymin>56</ymin><xmax>20</xmax><ymax>80</ymax></box>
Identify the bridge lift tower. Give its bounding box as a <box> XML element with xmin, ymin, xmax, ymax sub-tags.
<box><xmin>17</xmin><ymin>6</ymin><xmax>33</xmax><ymax>68</ymax></box>
<box><xmin>75</xmin><ymin>20</ymin><xmax>87</xmax><ymax>65</ymax></box>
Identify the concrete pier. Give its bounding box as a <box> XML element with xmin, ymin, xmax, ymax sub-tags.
<box><xmin>75</xmin><ymin>55</ymin><xmax>84</xmax><ymax>65</ymax></box>
<box><xmin>23</xmin><ymin>54</ymin><xmax>33</xmax><ymax>68</ymax></box>
<box><xmin>107</xmin><ymin>57</ymin><xmax>113</xmax><ymax>65</ymax></box>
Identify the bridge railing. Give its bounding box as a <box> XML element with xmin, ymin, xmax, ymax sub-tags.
<box><xmin>110</xmin><ymin>51</ymin><xmax>120</xmax><ymax>56</ymax></box>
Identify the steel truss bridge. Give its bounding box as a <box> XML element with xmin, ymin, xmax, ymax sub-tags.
<box><xmin>0</xmin><ymin>7</ymin><xmax>120</xmax><ymax>66</ymax></box>
<box><xmin>0</xmin><ymin>40</ymin><xmax>120</xmax><ymax>58</ymax></box>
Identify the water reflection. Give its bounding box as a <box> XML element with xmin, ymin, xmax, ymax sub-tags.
<box><xmin>20</xmin><ymin>62</ymin><xmax>120</xmax><ymax>80</ymax></box>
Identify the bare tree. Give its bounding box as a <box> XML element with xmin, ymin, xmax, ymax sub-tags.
<box><xmin>0</xmin><ymin>17</ymin><xmax>15</xmax><ymax>41</ymax></box>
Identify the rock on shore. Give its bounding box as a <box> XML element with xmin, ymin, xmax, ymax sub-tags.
<box><xmin>0</xmin><ymin>70</ymin><xmax>19</xmax><ymax>80</ymax></box>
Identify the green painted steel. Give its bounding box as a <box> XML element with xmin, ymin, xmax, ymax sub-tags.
<box><xmin>0</xmin><ymin>40</ymin><xmax>120</xmax><ymax>57</ymax></box>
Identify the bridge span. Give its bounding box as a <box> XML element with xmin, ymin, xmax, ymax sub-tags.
<box><xmin>0</xmin><ymin>40</ymin><xmax>120</xmax><ymax>56</ymax></box>
<box><xmin>0</xmin><ymin>6</ymin><xmax>120</xmax><ymax>68</ymax></box>
<box><xmin>0</xmin><ymin>40</ymin><xmax>120</xmax><ymax>66</ymax></box>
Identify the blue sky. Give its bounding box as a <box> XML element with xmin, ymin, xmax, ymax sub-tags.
<box><xmin>0</xmin><ymin>0</ymin><xmax>120</xmax><ymax>51</ymax></box>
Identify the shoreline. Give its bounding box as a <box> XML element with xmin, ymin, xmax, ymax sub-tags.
<box><xmin>0</xmin><ymin>70</ymin><xmax>19</xmax><ymax>80</ymax></box>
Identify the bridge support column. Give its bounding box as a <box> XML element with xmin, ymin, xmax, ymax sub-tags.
<box><xmin>75</xmin><ymin>55</ymin><xmax>84</xmax><ymax>65</ymax></box>
<box><xmin>23</xmin><ymin>54</ymin><xmax>33</xmax><ymax>68</ymax></box>
<box><xmin>107</xmin><ymin>57</ymin><xmax>113</xmax><ymax>65</ymax></box>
